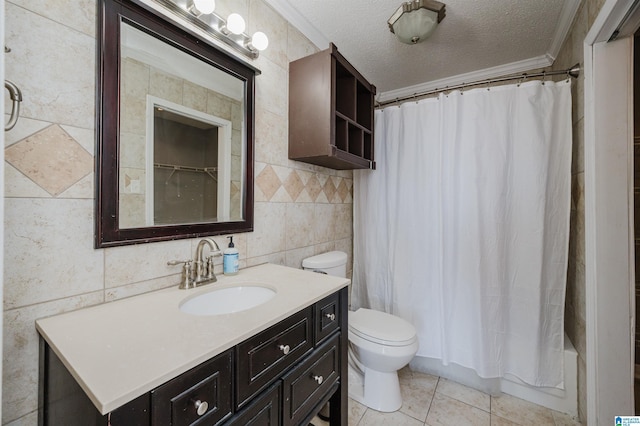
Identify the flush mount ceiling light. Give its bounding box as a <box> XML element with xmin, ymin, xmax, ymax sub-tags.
<box><xmin>388</xmin><ymin>0</ymin><xmax>446</xmax><ymax>44</ymax></box>
<box><xmin>157</xmin><ymin>0</ymin><xmax>269</xmax><ymax>59</ymax></box>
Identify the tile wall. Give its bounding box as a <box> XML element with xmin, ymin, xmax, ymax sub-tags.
<box><xmin>551</xmin><ymin>0</ymin><xmax>606</xmax><ymax>423</ymax></box>
<box><xmin>2</xmin><ymin>0</ymin><xmax>609</xmax><ymax>424</ymax></box>
<box><xmin>118</xmin><ymin>56</ymin><xmax>244</xmax><ymax>227</ymax></box>
<box><xmin>2</xmin><ymin>0</ymin><xmax>353</xmax><ymax>424</ymax></box>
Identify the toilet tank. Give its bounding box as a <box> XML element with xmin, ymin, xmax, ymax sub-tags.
<box><xmin>302</xmin><ymin>251</ymin><xmax>347</xmax><ymax>278</ymax></box>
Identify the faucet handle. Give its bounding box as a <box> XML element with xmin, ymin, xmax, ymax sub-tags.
<box><xmin>205</xmin><ymin>256</ymin><xmax>217</xmax><ymax>282</ymax></box>
<box><xmin>168</xmin><ymin>260</ymin><xmax>194</xmax><ymax>289</ymax></box>
<box><xmin>167</xmin><ymin>259</ymin><xmax>192</xmax><ymax>266</ymax></box>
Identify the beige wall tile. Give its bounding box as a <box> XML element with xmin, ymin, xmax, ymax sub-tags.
<box><xmin>3</xmin><ymin>0</ymin><xmax>354</xmax><ymax>424</ymax></box>
<box><xmin>285</xmin><ymin>202</ymin><xmax>316</xmax><ymax>249</ymax></box>
<box><xmin>335</xmin><ymin>204</ymin><xmax>353</xmax><ymax>240</ymax></box>
<box><xmin>5</xmin><ymin>125</ymin><xmax>93</xmax><ymax>196</ymax></box>
<box><xmin>122</xmin><ymin>58</ymin><xmax>151</xmax><ymax>101</ymax></box>
<box><xmin>4</xmin><ymin>198</ymin><xmax>103</xmax><ymax>309</ymax></box>
<box><xmin>9</xmin><ymin>0</ymin><xmax>96</xmax><ymax>37</ymax></box>
<box><xmin>4</xmin><ymin>116</ymin><xmax>50</xmax><ymax>148</ymax></box>
<box><xmin>249</xmin><ymin>0</ymin><xmax>289</xmax><ymax>69</ymax></box>
<box><xmin>105</xmin><ymin>275</ymin><xmax>179</xmax><ymax>301</ymax></box>
<box><xmin>183</xmin><ymin>80</ymin><xmax>209</xmax><ymax>112</ymax></box>
<box><xmin>314</xmin><ymin>203</ymin><xmax>336</xmax><ymax>244</ymax></box>
<box><xmin>206</xmin><ymin>92</ymin><xmax>233</xmax><ymax>121</ymax></box>
<box><xmin>104</xmin><ymin>239</ymin><xmax>192</xmax><ymax>288</ymax></box>
<box><xmin>120</xmin><ymin>132</ymin><xmax>147</xmax><ymax>170</ymax></box>
<box><xmin>149</xmin><ymin>69</ymin><xmax>184</xmax><ymax>105</ymax></box>
<box><xmin>255</xmin><ymin>57</ymin><xmax>288</xmax><ymax>118</ymax></box>
<box><xmin>245</xmin><ymin>251</ymin><xmax>286</xmax><ymax>268</ymax></box>
<box><xmin>5</xmin><ymin>3</ymin><xmax>95</xmax><ymax>129</ymax></box>
<box><xmin>3</xmin><ymin>292</ymin><xmax>104</xmax><ymax>423</ymax></box>
<box><xmin>247</xmin><ymin>202</ymin><xmax>287</xmax><ymax>257</ymax></box>
<box><xmin>5</xmin><ymin>164</ymin><xmax>51</xmax><ymax>198</ymax></box>
<box><xmin>58</xmin><ymin>172</ymin><xmax>94</xmax><ymax>199</ymax></box>
<box><xmin>255</xmin><ymin>107</ymin><xmax>288</xmax><ymax>166</ymax></box>
<box><xmin>214</xmin><ymin>0</ymin><xmax>249</xmax><ymax>24</ymax></box>
<box><xmin>284</xmin><ymin>245</ymin><xmax>315</xmax><ymax>270</ymax></box>
<box><xmin>60</xmin><ymin>125</ymin><xmax>96</xmax><ymax>156</ymax></box>
<box><xmin>288</xmin><ymin>24</ymin><xmax>319</xmax><ymax>62</ymax></box>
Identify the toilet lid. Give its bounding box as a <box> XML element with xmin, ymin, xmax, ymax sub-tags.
<box><xmin>349</xmin><ymin>308</ymin><xmax>417</xmax><ymax>346</ymax></box>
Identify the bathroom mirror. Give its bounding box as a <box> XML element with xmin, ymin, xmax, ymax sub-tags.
<box><xmin>96</xmin><ymin>0</ymin><xmax>256</xmax><ymax>247</ymax></box>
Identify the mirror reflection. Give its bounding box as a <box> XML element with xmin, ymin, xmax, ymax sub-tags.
<box><xmin>96</xmin><ymin>0</ymin><xmax>256</xmax><ymax>248</ymax></box>
<box><xmin>118</xmin><ymin>22</ymin><xmax>245</xmax><ymax>228</ymax></box>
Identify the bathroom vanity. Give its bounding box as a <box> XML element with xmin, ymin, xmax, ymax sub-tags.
<box><xmin>37</xmin><ymin>264</ymin><xmax>349</xmax><ymax>425</ymax></box>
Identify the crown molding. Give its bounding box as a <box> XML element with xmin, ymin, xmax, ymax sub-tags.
<box><xmin>264</xmin><ymin>0</ymin><xmax>579</xmax><ymax>102</ymax></box>
<box><xmin>378</xmin><ymin>54</ymin><xmax>554</xmax><ymax>103</ymax></box>
<box><xmin>547</xmin><ymin>0</ymin><xmax>582</xmax><ymax>61</ymax></box>
<box><xmin>263</xmin><ymin>0</ymin><xmax>330</xmax><ymax>49</ymax></box>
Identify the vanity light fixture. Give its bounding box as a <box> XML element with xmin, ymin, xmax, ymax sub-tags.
<box><xmin>157</xmin><ymin>0</ymin><xmax>269</xmax><ymax>59</ymax></box>
<box><xmin>250</xmin><ymin>31</ymin><xmax>269</xmax><ymax>52</ymax></box>
<box><xmin>188</xmin><ymin>0</ymin><xmax>215</xmax><ymax>16</ymax></box>
<box><xmin>388</xmin><ymin>0</ymin><xmax>446</xmax><ymax>44</ymax></box>
<box><xmin>225</xmin><ymin>13</ymin><xmax>246</xmax><ymax>35</ymax></box>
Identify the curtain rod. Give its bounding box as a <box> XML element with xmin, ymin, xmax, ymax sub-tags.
<box><xmin>376</xmin><ymin>63</ymin><xmax>581</xmax><ymax>108</ymax></box>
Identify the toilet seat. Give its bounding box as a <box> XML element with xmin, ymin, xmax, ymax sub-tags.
<box><xmin>349</xmin><ymin>308</ymin><xmax>417</xmax><ymax>347</ymax></box>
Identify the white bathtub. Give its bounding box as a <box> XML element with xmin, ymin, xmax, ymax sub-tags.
<box><xmin>409</xmin><ymin>333</ymin><xmax>578</xmax><ymax>417</ymax></box>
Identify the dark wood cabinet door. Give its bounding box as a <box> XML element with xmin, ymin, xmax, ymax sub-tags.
<box><xmin>151</xmin><ymin>349</ymin><xmax>233</xmax><ymax>426</ymax></box>
<box><xmin>281</xmin><ymin>334</ymin><xmax>340</xmax><ymax>426</ymax></box>
<box><xmin>315</xmin><ymin>292</ymin><xmax>341</xmax><ymax>345</ymax></box>
<box><xmin>225</xmin><ymin>382</ymin><xmax>280</xmax><ymax>426</ymax></box>
<box><xmin>236</xmin><ymin>307</ymin><xmax>313</xmax><ymax>408</ymax></box>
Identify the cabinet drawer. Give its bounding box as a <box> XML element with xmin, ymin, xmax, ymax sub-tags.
<box><xmin>225</xmin><ymin>382</ymin><xmax>280</xmax><ymax>426</ymax></box>
<box><xmin>236</xmin><ymin>307</ymin><xmax>313</xmax><ymax>408</ymax></box>
<box><xmin>315</xmin><ymin>292</ymin><xmax>340</xmax><ymax>344</ymax></box>
<box><xmin>281</xmin><ymin>333</ymin><xmax>340</xmax><ymax>426</ymax></box>
<box><xmin>151</xmin><ymin>349</ymin><xmax>233</xmax><ymax>426</ymax></box>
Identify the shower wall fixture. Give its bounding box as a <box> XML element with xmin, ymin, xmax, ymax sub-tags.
<box><xmin>4</xmin><ymin>80</ymin><xmax>22</xmax><ymax>131</ymax></box>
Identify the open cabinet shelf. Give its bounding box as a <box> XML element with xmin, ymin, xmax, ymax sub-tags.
<box><xmin>289</xmin><ymin>43</ymin><xmax>376</xmax><ymax>170</ymax></box>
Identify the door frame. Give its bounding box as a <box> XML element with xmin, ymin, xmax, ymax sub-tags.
<box><xmin>584</xmin><ymin>0</ymin><xmax>637</xmax><ymax>422</ymax></box>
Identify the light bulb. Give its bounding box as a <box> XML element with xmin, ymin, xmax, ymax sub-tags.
<box><xmin>191</xmin><ymin>0</ymin><xmax>215</xmax><ymax>15</ymax></box>
<box><xmin>251</xmin><ymin>31</ymin><xmax>269</xmax><ymax>51</ymax></box>
<box><xmin>226</xmin><ymin>13</ymin><xmax>246</xmax><ymax>35</ymax></box>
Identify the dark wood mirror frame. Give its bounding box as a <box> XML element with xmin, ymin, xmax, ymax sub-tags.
<box><xmin>96</xmin><ymin>0</ymin><xmax>256</xmax><ymax>248</ymax></box>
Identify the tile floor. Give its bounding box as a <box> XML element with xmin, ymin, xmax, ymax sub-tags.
<box><xmin>312</xmin><ymin>367</ymin><xmax>582</xmax><ymax>426</ymax></box>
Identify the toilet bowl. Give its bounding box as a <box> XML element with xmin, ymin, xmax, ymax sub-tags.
<box><xmin>302</xmin><ymin>251</ymin><xmax>419</xmax><ymax>413</ymax></box>
<box><xmin>347</xmin><ymin>308</ymin><xmax>418</xmax><ymax>412</ymax></box>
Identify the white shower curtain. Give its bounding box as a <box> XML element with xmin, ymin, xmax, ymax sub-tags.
<box><xmin>352</xmin><ymin>80</ymin><xmax>572</xmax><ymax>387</ymax></box>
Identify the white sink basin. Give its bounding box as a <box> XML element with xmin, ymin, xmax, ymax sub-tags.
<box><xmin>179</xmin><ymin>285</ymin><xmax>277</xmax><ymax>315</ymax></box>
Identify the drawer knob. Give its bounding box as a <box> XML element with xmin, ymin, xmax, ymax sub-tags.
<box><xmin>313</xmin><ymin>375</ymin><xmax>324</xmax><ymax>385</ymax></box>
<box><xmin>194</xmin><ymin>400</ymin><xmax>208</xmax><ymax>416</ymax></box>
<box><xmin>325</xmin><ymin>313</ymin><xmax>336</xmax><ymax>321</ymax></box>
<box><xmin>279</xmin><ymin>344</ymin><xmax>290</xmax><ymax>355</ymax></box>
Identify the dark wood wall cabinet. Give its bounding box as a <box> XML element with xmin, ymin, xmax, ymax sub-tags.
<box><xmin>289</xmin><ymin>43</ymin><xmax>376</xmax><ymax>170</ymax></box>
<box><xmin>39</xmin><ymin>288</ymin><xmax>348</xmax><ymax>426</ymax></box>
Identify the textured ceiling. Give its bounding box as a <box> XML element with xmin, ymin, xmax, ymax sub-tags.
<box><xmin>266</xmin><ymin>0</ymin><xmax>578</xmax><ymax>99</ymax></box>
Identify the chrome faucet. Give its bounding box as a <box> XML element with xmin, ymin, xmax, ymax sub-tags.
<box><xmin>194</xmin><ymin>238</ymin><xmax>221</xmax><ymax>284</ymax></box>
<box><xmin>168</xmin><ymin>238</ymin><xmax>222</xmax><ymax>289</ymax></box>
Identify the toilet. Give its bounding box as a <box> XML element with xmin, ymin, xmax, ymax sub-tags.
<box><xmin>302</xmin><ymin>251</ymin><xmax>419</xmax><ymax>413</ymax></box>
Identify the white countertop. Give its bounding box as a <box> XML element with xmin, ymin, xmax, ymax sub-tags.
<box><xmin>36</xmin><ymin>263</ymin><xmax>349</xmax><ymax>415</ymax></box>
